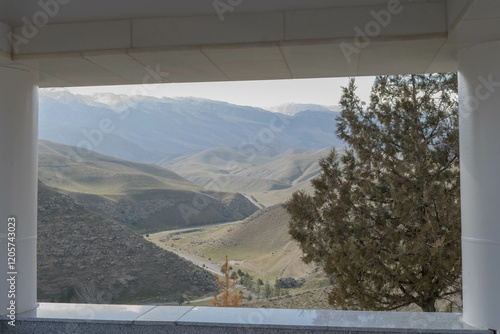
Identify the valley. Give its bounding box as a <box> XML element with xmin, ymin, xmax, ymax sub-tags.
<box><xmin>39</xmin><ymin>140</ymin><xmax>258</xmax><ymax>233</ymax></box>
<box><xmin>162</xmin><ymin>145</ymin><xmax>340</xmax><ymax>206</ymax></box>
<box><xmin>147</xmin><ymin>205</ymin><xmax>329</xmax><ymax>303</ymax></box>
<box><xmin>149</xmin><ymin>205</ymin><xmax>316</xmax><ymax>280</ymax></box>
<box><xmin>36</xmin><ymin>91</ymin><xmax>343</xmax><ymax>308</ymax></box>
<box><xmin>146</xmin><ymin>205</ymin><xmax>329</xmax><ymax>308</ymax></box>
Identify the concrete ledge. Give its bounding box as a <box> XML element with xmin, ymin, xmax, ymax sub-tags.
<box><xmin>0</xmin><ymin>303</ymin><xmax>493</xmax><ymax>334</ymax></box>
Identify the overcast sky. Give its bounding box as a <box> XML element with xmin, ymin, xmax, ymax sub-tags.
<box><xmin>64</xmin><ymin>76</ymin><xmax>375</xmax><ymax>110</ymax></box>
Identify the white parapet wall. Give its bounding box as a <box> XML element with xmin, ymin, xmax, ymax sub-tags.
<box><xmin>0</xmin><ymin>303</ymin><xmax>493</xmax><ymax>334</ymax></box>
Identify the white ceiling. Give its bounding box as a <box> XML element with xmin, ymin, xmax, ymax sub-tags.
<box><xmin>1</xmin><ymin>0</ymin><xmax>499</xmax><ymax>87</ymax></box>
<box><xmin>0</xmin><ymin>0</ymin><xmax>423</xmax><ymax>26</ymax></box>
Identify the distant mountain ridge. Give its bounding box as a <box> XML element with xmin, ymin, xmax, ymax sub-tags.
<box><xmin>269</xmin><ymin>102</ymin><xmax>341</xmax><ymax>115</ymax></box>
<box><xmin>39</xmin><ymin>90</ymin><xmax>343</xmax><ymax>164</ymax></box>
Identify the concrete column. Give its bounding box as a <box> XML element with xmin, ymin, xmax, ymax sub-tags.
<box><xmin>458</xmin><ymin>41</ymin><xmax>500</xmax><ymax>331</ymax></box>
<box><xmin>0</xmin><ymin>67</ymin><xmax>39</xmax><ymax>315</ymax></box>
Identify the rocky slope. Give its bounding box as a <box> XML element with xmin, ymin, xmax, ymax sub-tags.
<box><xmin>37</xmin><ymin>181</ymin><xmax>218</xmax><ymax>304</ymax></box>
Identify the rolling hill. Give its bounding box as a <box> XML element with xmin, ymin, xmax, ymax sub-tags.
<box><xmin>150</xmin><ymin>205</ymin><xmax>321</xmax><ymax>281</ymax></box>
<box><xmin>37</xmin><ymin>181</ymin><xmax>217</xmax><ymax>304</ymax></box>
<box><xmin>37</xmin><ymin>91</ymin><xmax>344</xmax><ymax>306</ymax></box>
<box><xmin>162</xmin><ymin>144</ymin><xmax>337</xmax><ymax>206</ymax></box>
<box><xmin>38</xmin><ymin>140</ymin><xmax>258</xmax><ymax>233</ymax></box>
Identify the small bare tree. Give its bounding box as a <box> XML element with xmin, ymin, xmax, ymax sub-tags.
<box><xmin>212</xmin><ymin>256</ymin><xmax>243</xmax><ymax>307</ymax></box>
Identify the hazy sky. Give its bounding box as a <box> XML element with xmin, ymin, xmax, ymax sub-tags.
<box><xmin>65</xmin><ymin>76</ymin><xmax>375</xmax><ymax>110</ymax></box>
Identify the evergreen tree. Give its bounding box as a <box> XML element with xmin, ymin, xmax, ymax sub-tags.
<box><xmin>285</xmin><ymin>74</ymin><xmax>461</xmax><ymax>312</ymax></box>
<box><xmin>274</xmin><ymin>279</ymin><xmax>281</xmax><ymax>297</ymax></box>
<box><xmin>264</xmin><ymin>282</ymin><xmax>273</xmax><ymax>299</ymax></box>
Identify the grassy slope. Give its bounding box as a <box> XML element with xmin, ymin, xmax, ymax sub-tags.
<box><xmin>38</xmin><ymin>140</ymin><xmax>258</xmax><ymax>233</ymax></box>
<box><xmin>163</xmin><ymin>146</ymin><xmax>338</xmax><ymax>206</ymax></box>
<box><xmin>249</xmin><ymin>147</ymin><xmax>345</xmax><ymax>205</ymax></box>
<box><xmin>150</xmin><ymin>205</ymin><xmax>321</xmax><ymax>281</ymax></box>
<box><xmin>38</xmin><ymin>140</ymin><xmax>201</xmax><ymax>197</ymax></box>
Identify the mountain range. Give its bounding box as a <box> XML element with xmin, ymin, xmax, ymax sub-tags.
<box><xmin>39</xmin><ymin>90</ymin><xmax>343</xmax><ymax>165</ymax></box>
<box><xmin>269</xmin><ymin>103</ymin><xmax>340</xmax><ymax>115</ymax></box>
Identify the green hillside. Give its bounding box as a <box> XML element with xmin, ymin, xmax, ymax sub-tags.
<box><xmin>237</xmin><ymin>148</ymin><xmax>331</xmax><ymax>184</ymax></box>
<box><xmin>38</xmin><ymin>140</ymin><xmax>258</xmax><ymax>233</ymax></box>
<box><xmin>39</xmin><ymin>140</ymin><xmax>201</xmax><ymax>196</ymax></box>
<box><xmin>150</xmin><ymin>205</ymin><xmax>321</xmax><ymax>281</ymax></box>
<box><xmin>163</xmin><ymin>145</ymin><xmax>338</xmax><ymax>206</ymax></box>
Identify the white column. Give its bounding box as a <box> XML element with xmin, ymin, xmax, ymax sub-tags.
<box><xmin>0</xmin><ymin>67</ymin><xmax>39</xmax><ymax>315</ymax></box>
<box><xmin>458</xmin><ymin>41</ymin><xmax>500</xmax><ymax>331</ymax></box>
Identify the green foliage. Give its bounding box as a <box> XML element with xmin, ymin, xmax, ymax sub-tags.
<box><xmin>237</xmin><ymin>269</ymin><xmax>245</xmax><ymax>277</ymax></box>
<box><xmin>221</xmin><ymin>264</ymin><xmax>233</xmax><ymax>273</ymax></box>
<box><xmin>257</xmin><ymin>279</ymin><xmax>264</xmax><ymax>286</ymax></box>
<box><xmin>240</xmin><ymin>275</ymin><xmax>253</xmax><ymax>290</ymax></box>
<box><xmin>264</xmin><ymin>282</ymin><xmax>273</xmax><ymax>299</ymax></box>
<box><xmin>274</xmin><ymin>279</ymin><xmax>281</xmax><ymax>297</ymax></box>
<box><xmin>285</xmin><ymin>74</ymin><xmax>461</xmax><ymax>312</ymax></box>
<box><xmin>230</xmin><ymin>271</ymin><xmax>238</xmax><ymax>280</ymax></box>
<box><xmin>56</xmin><ymin>286</ymin><xmax>76</xmax><ymax>303</ymax></box>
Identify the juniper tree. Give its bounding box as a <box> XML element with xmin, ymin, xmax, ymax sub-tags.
<box><xmin>285</xmin><ymin>74</ymin><xmax>461</xmax><ymax>312</ymax></box>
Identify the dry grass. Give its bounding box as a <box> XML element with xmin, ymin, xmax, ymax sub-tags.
<box><xmin>241</xmin><ymin>288</ymin><xmax>462</xmax><ymax>313</ymax></box>
<box><xmin>150</xmin><ymin>205</ymin><xmax>318</xmax><ymax>281</ymax></box>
